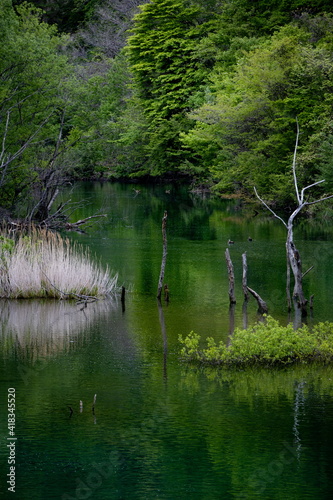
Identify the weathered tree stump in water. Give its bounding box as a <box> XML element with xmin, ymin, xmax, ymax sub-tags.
<box><xmin>225</xmin><ymin>248</ymin><xmax>236</xmax><ymax>305</ymax></box>
<box><xmin>242</xmin><ymin>252</ymin><xmax>249</xmax><ymax>301</ymax></box>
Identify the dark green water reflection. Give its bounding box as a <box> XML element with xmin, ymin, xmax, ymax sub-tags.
<box><xmin>1</xmin><ymin>182</ymin><xmax>333</xmax><ymax>499</ymax></box>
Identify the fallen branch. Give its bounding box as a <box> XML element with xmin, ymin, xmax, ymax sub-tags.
<box><xmin>247</xmin><ymin>286</ymin><xmax>268</xmax><ymax>314</ymax></box>
<box><xmin>302</xmin><ymin>266</ymin><xmax>314</xmax><ymax>279</ymax></box>
<box><xmin>41</xmin><ymin>270</ymin><xmax>99</xmax><ymax>304</ymax></box>
<box><xmin>65</xmin><ymin>214</ymin><xmax>107</xmax><ymax>230</ymax></box>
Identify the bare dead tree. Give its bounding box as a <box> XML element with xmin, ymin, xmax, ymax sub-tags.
<box><xmin>254</xmin><ymin>120</ymin><xmax>333</xmax><ymax>314</ymax></box>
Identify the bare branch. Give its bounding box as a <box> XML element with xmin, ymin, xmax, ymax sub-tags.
<box><xmin>302</xmin><ymin>266</ymin><xmax>314</xmax><ymax>278</ymax></box>
<box><xmin>253</xmin><ymin>187</ymin><xmax>287</xmax><ymax>228</ymax></box>
<box><xmin>304</xmin><ymin>194</ymin><xmax>333</xmax><ymax>206</ymax></box>
<box><xmin>300</xmin><ymin>179</ymin><xmax>325</xmax><ymax>202</ymax></box>
<box><xmin>65</xmin><ymin>214</ymin><xmax>107</xmax><ymax>230</ymax></box>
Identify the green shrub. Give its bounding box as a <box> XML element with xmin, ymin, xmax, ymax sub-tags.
<box><xmin>179</xmin><ymin>316</ymin><xmax>333</xmax><ymax>366</ymax></box>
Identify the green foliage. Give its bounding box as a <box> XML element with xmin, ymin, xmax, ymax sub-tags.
<box><xmin>13</xmin><ymin>0</ymin><xmax>99</xmax><ymax>32</ymax></box>
<box><xmin>126</xmin><ymin>0</ymin><xmax>220</xmax><ymax>174</ymax></box>
<box><xmin>4</xmin><ymin>0</ymin><xmax>333</xmax><ymax>202</ymax></box>
<box><xmin>182</xmin><ymin>21</ymin><xmax>333</xmax><ymax>201</ymax></box>
<box><xmin>65</xmin><ymin>51</ymin><xmax>149</xmax><ymax>178</ymax></box>
<box><xmin>220</xmin><ymin>0</ymin><xmax>333</xmax><ymax>35</ymax></box>
<box><xmin>0</xmin><ymin>236</ymin><xmax>15</xmax><ymax>255</ymax></box>
<box><xmin>179</xmin><ymin>315</ymin><xmax>333</xmax><ymax>366</ymax></box>
<box><xmin>0</xmin><ymin>1</ymin><xmax>72</xmax><ymax>211</ymax></box>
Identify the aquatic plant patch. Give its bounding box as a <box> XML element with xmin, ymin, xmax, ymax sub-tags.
<box><xmin>179</xmin><ymin>316</ymin><xmax>333</xmax><ymax>366</ymax></box>
<box><xmin>0</xmin><ymin>228</ymin><xmax>118</xmax><ymax>299</ymax></box>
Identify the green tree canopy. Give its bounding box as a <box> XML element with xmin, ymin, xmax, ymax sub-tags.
<box><xmin>126</xmin><ymin>0</ymin><xmax>221</xmax><ymax>174</ymax></box>
<box><xmin>181</xmin><ymin>21</ymin><xmax>333</xmax><ymax>203</ymax></box>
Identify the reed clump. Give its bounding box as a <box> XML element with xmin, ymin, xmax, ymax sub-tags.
<box><xmin>0</xmin><ymin>228</ymin><xmax>118</xmax><ymax>299</ymax></box>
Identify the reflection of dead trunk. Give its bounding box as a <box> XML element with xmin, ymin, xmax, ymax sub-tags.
<box><xmin>225</xmin><ymin>248</ymin><xmax>236</xmax><ymax>305</ymax></box>
<box><xmin>227</xmin><ymin>303</ymin><xmax>236</xmax><ymax>344</ymax></box>
<box><xmin>121</xmin><ymin>286</ymin><xmax>126</xmax><ymax>313</ymax></box>
<box><xmin>157</xmin><ymin>211</ymin><xmax>168</xmax><ymax>301</ymax></box>
<box><xmin>242</xmin><ymin>300</ymin><xmax>248</xmax><ymax>330</ymax></box>
<box><xmin>157</xmin><ymin>301</ymin><xmax>168</xmax><ymax>381</ymax></box>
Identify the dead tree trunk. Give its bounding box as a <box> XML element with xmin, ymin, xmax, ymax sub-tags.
<box><xmin>286</xmin><ymin>226</ymin><xmax>307</xmax><ymax>311</ymax></box>
<box><xmin>242</xmin><ymin>252</ymin><xmax>249</xmax><ymax>301</ymax></box>
<box><xmin>157</xmin><ymin>211</ymin><xmax>168</xmax><ymax>301</ymax></box>
<box><xmin>225</xmin><ymin>248</ymin><xmax>236</xmax><ymax>305</ymax></box>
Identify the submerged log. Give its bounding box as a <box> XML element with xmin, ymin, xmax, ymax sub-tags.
<box><xmin>225</xmin><ymin>248</ymin><xmax>236</xmax><ymax>305</ymax></box>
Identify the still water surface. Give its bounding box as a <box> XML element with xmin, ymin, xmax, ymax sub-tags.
<box><xmin>1</xmin><ymin>182</ymin><xmax>333</xmax><ymax>499</ymax></box>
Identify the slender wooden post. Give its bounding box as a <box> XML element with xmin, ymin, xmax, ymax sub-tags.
<box><xmin>242</xmin><ymin>252</ymin><xmax>249</xmax><ymax>301</ymax></box>
<box><xmin>121</xmin><ymin>286</ymin><xmax>126</xmax><ymax>312</ymax></box>
<box><xmin>157</xmin><ymin>211</ymin><xmax>168</xmax><ymax>300</ymax></box>
<box><xmin>225</xmin><ymin>248</ymin><xmax>236</xmax><ymax>305</ymax></box>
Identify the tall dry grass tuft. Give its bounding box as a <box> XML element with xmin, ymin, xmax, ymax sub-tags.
<box><xmin>0</xmin><ymin>228</ymin><xmax>118</xmax><ymax>299</ymax></box>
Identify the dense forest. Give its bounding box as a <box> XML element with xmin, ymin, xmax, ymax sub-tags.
<box><xmin>2</xmin><ymin>0</ymin><xmax>333</xmax><ymax>222</ymax></box>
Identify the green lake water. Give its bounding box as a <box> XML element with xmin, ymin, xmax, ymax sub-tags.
<box><xmin>1</xmin><ymin>182</ymin><xmax>333</xmax><ymax>499</ymax></box>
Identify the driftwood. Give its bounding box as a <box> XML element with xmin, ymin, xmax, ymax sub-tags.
<box><xmin>157</xmin><ymin>211</ymin><xmax>168</xmax><ymax>301</ymax></box>
<box><xmin>65</xmin><ymin>214</ymin><xmax>107</xmax><ymax>230</ymax></box>
<box><xmin>2</xmin><ymin>212</ymin><xmax>107</xmax><ymax>234</ymax></box>
<box><xmin>247</xmin><ymin>286</ymin><xmax>268</xmax><ymax>314</ymax></box>
<box><xmin>225</xmin><ymin>248</ymin><xmax>236</xmax><ymax>305</ymax></box>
